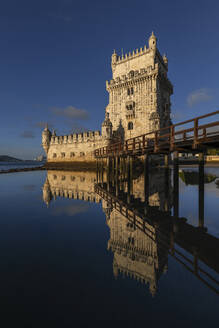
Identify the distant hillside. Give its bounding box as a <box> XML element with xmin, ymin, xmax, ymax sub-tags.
<box><xmin>0</xmin><ymin>155</ymin><xmax>23</xmax><ymax>162</ymax></box>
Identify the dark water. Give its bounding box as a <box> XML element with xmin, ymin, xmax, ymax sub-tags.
<box><xmin>0</xmin><ymin>167</ymin><xmax>218</xmax><ymax>327</ymax></box>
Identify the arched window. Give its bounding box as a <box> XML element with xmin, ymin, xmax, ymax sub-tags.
<box><xmin>53</xmin><ymin>153</ymin><xmax>57</xmax><ymax>158</ymax></box>
<box><xmin>127</xmin><ymin>88</ymin><xmax>130</xmax><ymax>96</ymax></box>
<box><xmin>131</xmin><ymin>87</ymin><xmax>134</xmax><ymax>95</ymax></box>
<box><xmin>61</xmin><ymin>152</ymin><xmax>65</xmax><ymax>158</ymax></box>
<box><xmin>128</xmin><ymin>122</ymin><xmax>133</xmax><ymax>130</ymax></box>
<box><xmin>70</xmin><ymin>152</ymin><xmax>75</xmax><ymax>157</ymax></box>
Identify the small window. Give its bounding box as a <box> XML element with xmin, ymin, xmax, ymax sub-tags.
<box><xmin>128</xmin><ymin>122</ymin><xmax>133</xmax><ymax>130</ymax></box>
<box><xmin>61</xmin><ymin>175</ymin><xmax>65</xmax><ymax>181</ymax></box>
<box><xmin>71</xmin><ymin>176</ymin><xmax>75</xmax><ymax>181</ymax></box>
<box><xmin>80</xmin><ymin>152</ymin><xmax>85</xmax><ymax>157</ymax></box>
<box><xmin>127</xmin><ymin>88</ymin><xmax>130</xmax><ymax>96</ymax></box>
<box><xmin>53</xmin><ymin>153</ymin><xmax>57</xmax><ymax>158</ymax></box>
<box><xmin>61</xmin><ymin>152</ymin><xmax>65</xmax><ymax>158</ymax></box>
<box><xmin>131</xmin><ymin>87</ymin><xmax>134</xmax><ymax>95</ymax></box>
<box><xmin>53</xmin><ymin>175</ymin><xmax>57</xmax><ymax>179</ymax></box>
<box><xmin>70</xmin><ymin>152</ymin><xmax>75</xmax><ymax>158</ymax></box>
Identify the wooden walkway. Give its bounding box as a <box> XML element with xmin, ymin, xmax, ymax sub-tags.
<box><xmin>94</xmin><ymin>111</ymin><xmax>219</xmax><ymax>158</ymax></box>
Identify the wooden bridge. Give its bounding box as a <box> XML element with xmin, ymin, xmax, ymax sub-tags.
<box><xmin>94</xmin><ymin>110</ymin><xmax>219</xmax><ymax>158</ymax></box>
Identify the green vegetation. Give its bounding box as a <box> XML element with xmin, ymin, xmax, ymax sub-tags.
<box><xmin>207</xmin><ymin>148</ymin><xmax>219</xmax><ymax>155</ymax></box>
<box><xmin>179</xmin><ymin>171</ymin><xmax>217</xmax><ymax>185</ymax></box>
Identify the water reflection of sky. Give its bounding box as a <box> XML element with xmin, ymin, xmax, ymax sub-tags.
<box><xmin>179</xmin><ymin>167</ymin><xmax>219</xmax><ymax>237</ymax></box>
<box><xmin>0</xmin><ymin>170</ymin><xmax>218</xmax><ymax>327</ymax></box>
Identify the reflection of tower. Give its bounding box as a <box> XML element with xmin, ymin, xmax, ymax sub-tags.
<box><xmin>102</xmin><ymin>199</ymin><xmax>113</xmax><ymax>221</ymax></box>
<box><xmin>42</xmin><ymin>178</ymin><xmax>53</xmax><ymax>207</ymax></box>
<box><xmin>42</xmin><ymin>124</ymin><xmax>51</xmax><ymax>155</ymax></box>
<box><xmin>106</xmin><ymin>209</ymin><xmax>168</xmax><ymax>296</ymax></box>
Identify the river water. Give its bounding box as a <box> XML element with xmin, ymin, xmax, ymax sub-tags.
<box><xmin>0</xmin><ymin>167</ymin><xmax>218</xmax><ymax>327</ymax></box>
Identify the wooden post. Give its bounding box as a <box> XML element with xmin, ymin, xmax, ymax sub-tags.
<box><xmin>130</xmin><ymin>156</ymin><xmax>133</xmax><ymax>196</ymax></box>
<box><xmin>199</xmin><ymin>152</ymin><xmax>205</xmax><ymax>228</ymax></box>
<box><xmin>170</xmin><ymin>125</ymin><xmax>175</xmax><ymax>151</ymax></box>
<box><xmin>127</xmin><ymin>156</ymin><xmax>131</xmax><ymax>204</ymax></box>
<box><xmin>144</xmin><ymin>154</ymin><xmax>149</xmax><ymax>208</ymax></box>
<box><xmin>164</xmin><ymin>154</ymin><xmax>169</xmax><ymax>168</ymax></box>
<box><xmin>101</xmin><ymin>158</ymin><xmax>104</xmax><ymax>187</ymax></box>
<box><xmin>193</xmin><ymin>118</ymin><xmax>198</xmax><ymax>149</ymax></box>
<box><xmin>164</xmin><ymin>166</ymin><xmax>169</xmax><ymax>212</ymax></box>
<box><xmin>154</xmin><ymin>131</ymin><xmax>158</xmax><ymax>152</ymax></box>
<box><xmin>115</xmin><ymin>156</ymin><xmax>119</xmax><ymax>197</ymax></box>
<box><xmin>107</xmin><ymin>157</ymin><xmax>110</xmax><ymax>192</ymax></box>
<box><xmin>173</xmin><ymin>151</ymin><xmax>179</xmax><ymax>219</ymax></box>
<box><xmin>96</xmin><ymin>158</ymin><xmax>99</xmax><ymax>183</ymax></box>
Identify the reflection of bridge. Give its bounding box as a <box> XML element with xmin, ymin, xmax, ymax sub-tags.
<box><xmin>94</xmin><ymin>111</ymin><xmax>219</xmax><ymax>158</ymax></box>
<box><xmin>95</xmin><ymin>167</ymin><xmax>219</xmax><ymax>295</ymax></box>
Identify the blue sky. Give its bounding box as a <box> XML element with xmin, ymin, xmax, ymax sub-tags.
<box><xmin>0</xmin><ymin>0</ymin><xmax>218</xmax><ymax>159</ymax></box>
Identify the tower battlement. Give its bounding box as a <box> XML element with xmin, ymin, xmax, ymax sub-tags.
<box><xmin>50</xmin><ymin>131</ymin><xmax>102</xmax><ymax>145</ymax></box>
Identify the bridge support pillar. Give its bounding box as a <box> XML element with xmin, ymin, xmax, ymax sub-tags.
<box><xmin>106</xmin><ymin>157</ymin><xmax>111</xmax><ymax>192</ymax></box>
<box><xmin>198</xmin><ymin>152</ymin><xmax>205</xmax><ymax>228</ymax></box>
<box><xmin>120</xmin><ymin>157</ymin><xmax>124</xmax><ymax>191</ymax></box>
<box><xmin>173</xmin><ymin>151</ymin><xmax>179</xmax><ymax>219</ymax></box>
<box><xmin>115</xmin><ymin>156</ymin><xmax>119</xmax><ymax>197</ymax></box>
<box><xmin>164</xmin><ymin>166</ymin><xmax>170</xmax><ymax>212</ymax></box>
<box><xmin>101</xmin><ymin>158</ymin><xmax>104</xmax><ymax>187</ymax></box>
<box><xmin>164</xmin><ymin>154</ymin><xmax>169</xmax><ymax>168</ymax></box>
<box><xmin>144</xmin><ymin>154</ymin><xmax>149</xmax><ymax>213</ymax></box>
<box><xmin>96</xmin><ymin>159</ymin><xmax>99</xmax><ymax>183</ymax></box>
<box><xmin>111</xmin><ymin>157</ymin><xmax>115</xmax><ymax>188</ymax></box>
<box><xmin>127</xmin><ymin>156</ymin><xmax>133</xmax><ymax>204</ymax></box>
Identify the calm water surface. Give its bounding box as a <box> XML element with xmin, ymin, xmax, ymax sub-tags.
<box><xmin>0</xmin><ymin>167</ymin><xmax>218</xmax><ymax>327</ymax></box>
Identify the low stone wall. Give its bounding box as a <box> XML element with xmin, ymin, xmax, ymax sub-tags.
<box><xmin>44</xmin><ymin>161</ymin><xmax>97</xmax><ymax>171</ymax></box>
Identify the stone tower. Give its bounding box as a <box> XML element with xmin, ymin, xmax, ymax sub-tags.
<box><xmin>105</xmin><ymin>32</ymin><xmax>173</xmax><ymax>139</ymax></box>
<box><xmin>42</xmin><ymin>124</ymin><xmax>51</xmax><ymax>155</ymax></box>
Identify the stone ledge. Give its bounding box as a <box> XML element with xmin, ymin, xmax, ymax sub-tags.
<box><xmin>44</xmin><ymin>161</ymin><xmax>97</xmax><ymax>171</ymax></box>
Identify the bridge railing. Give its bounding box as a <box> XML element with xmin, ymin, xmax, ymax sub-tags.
<box><xmin>94</xmin><ymin>111</ymin><xmax>219</xmax><ymax>157</ymax></box>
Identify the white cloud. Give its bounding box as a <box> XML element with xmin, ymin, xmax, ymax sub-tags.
<box><xmin>187</xmin><ymin>88</ymin><xmax>212</xmax><ymax>107</ymax></box>
<box><xmin>50</xmin><ymin>106</ymin><xmax>89</xmax><ymax>120</ymax></box>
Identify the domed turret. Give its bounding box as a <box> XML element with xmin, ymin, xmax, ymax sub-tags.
<box><xmin>111</xmin><ymin>49</ymin><xmax>118</xmax><ymax>72</ymax></box>
<box><xmin>102</xmin><ymin>112</ymin><xmax>112</xmax><ymax>141</ymax></box>
<box><xmin>42</xmin><ymin>123</ymin><xmax>51</xmax><ymax>155</ymax></box>
<box><xmin>163</xmin><ymin>53</ymin><xmax>168</xmax><ymax>70</ymax></box>
<box><xmin>149</xmin><ymin>31</ymin><xmax>157</xmax><ymax>51</ymax></box>
<box><xmin>42</xmin><ymin>178</ymin><xmax>52</xmax><ymax>207</ymax></box>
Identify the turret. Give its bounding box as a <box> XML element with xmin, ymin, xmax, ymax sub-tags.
<box><xmin>163</xmin><ymin>53</ymin><xmax>168</xmax><ymax>70</ymax></box>
<box><xmin>149</xmin><ymin>31</ymin><xmax>157</xmax><ymax>51</ymax></box>
<box><xmin>101</xmin><ymin>112</ymin><xmax>112</xmax><ymax>140</ymax></box>
<box><xmin>111</xmin><ymin>49</ymin><xmax>117</xmax><ymax>72</ymax></box>
<box><xmin>42</xmin><ymin>178</ymin><xmax>52</xmax><ymax>207</ymax></box>
<box><xmin>42</xmin><ymin>123</ymin><xmax>51</xmax><ymax>155</ymax></box>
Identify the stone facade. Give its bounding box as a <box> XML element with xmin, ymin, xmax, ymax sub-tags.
<box><xmin>42</xmin><ymin>32</ymin><xmax>173</xmax><ymax>163</ymax></box>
